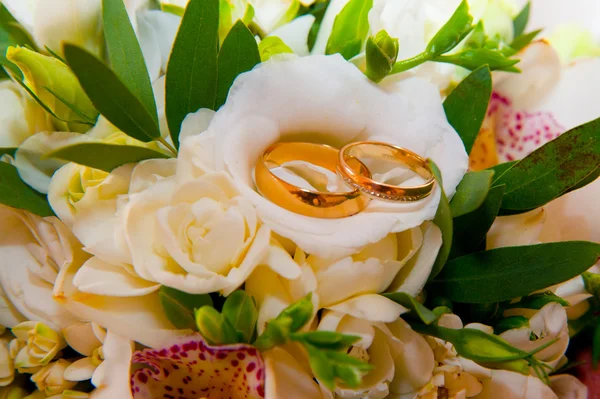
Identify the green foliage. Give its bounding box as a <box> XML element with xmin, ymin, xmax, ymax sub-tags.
<box><xmin>365</xmin><ymin>30</ymin><xmax>399</xmax><ymax>82</ymax></box>
<box><xmin>428</xmin><ymin>161</ymin><xmax>452</xmax><ymax>280</ymax></box>
<box><xmin>509</xmin><ymin>29</ymin><xmax>541</xmax><ymax>53</ymax></box>
<box><xmin>494</xmin><ymin>316</ymin><xmax>529</xmax><ymax>334</ymax></box>
<box><xmin>505</xmin><ymin>292</ymin><xmax>570</xmax><ymax>310</ymax></box>
<box><xmin>166</xmin><ymin>0</ymin><xmax>219</xmax><ymax>148</ymax></box>
<box><xmin>102</xmin><ymin>0</ymin><xmax>158</xmax><ymax>124</ymax></box>
<box><xmin>383</xmin><ymin>292</ymin><xmax>437</xmax><ymax>325</ymax></box>
<box><xmin>221</xmin><ymin>290</ymin><xmax>258</xmax><ymax>343</ymax></box>
<box><xmin>435</xmin><ymin>48</ymin><xmax>520</xmax><ymax>72</ymax></box>
<box><xmin>215</xmin><ymin>21</ymin><xmax>261</xmax><ymax>109</ymax></box>
<box><xmin>512</xmin><ymin>2</ymin><xmax>530</xmax><ymax>37</ymax></box>
<box><xmin>46</xmin><ymin>142</ymin><xmax>170</xmax><ymax>172</ymax></box>
<box><xmin>0</xmin><ymin>162</ymin><xmax>53</xmax><ymax>216</ymax></box>
<box><xmin>494</xmin><ymin>118</ymin><xmax>600</xmax><ymax>213</ymax></box>
<box><xmin>443</xmin><ymin>66</ymin><xmax>492</xmax><ymax>154</ymax></box>
<box><xmin>449</xmin><ymin>170</ymin><xmax>495</xmax><ymax>217</ymax></box>
<box><xmin>426</xmin><ymin>0</ymin><xmax>473</xmax><ymax>56</ymax></box>
<box><xmin>195</xmin><ymin>306</ymin><xmax>240</xmax><ymax>345</ymax></box>
<box><xmin>159</xmin><ymin>286</ymin><xmax>213</xmax><ymax>330</ymax></box>
<box><xmin>430</xmin><ymin>242</ymin><xmax>600</xmax><ymax>303</ymax></box>
<box><xmin>258</xmin><ymin>36</ymin><xmax>293</xmax><ymax>61</ymax></box>
<box><xmin>325</xmin><ymin>0</ymin><xmax>373</xmax><ymax>60</ymax></box>
<box><xmin>63</xmin><ymin>44</ymin><xmax>162</xmax><ymax>142</ymax></box>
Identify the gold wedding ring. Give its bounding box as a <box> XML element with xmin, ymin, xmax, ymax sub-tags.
<box><xmin>337</xmin><ymin>141</ymin><xmax>435</xmax><ymax>202</ymax></box>
<box><xmin>254</xmin><ymin>142</ymin><xmax>371</xmax><ymax>218</ymax></box>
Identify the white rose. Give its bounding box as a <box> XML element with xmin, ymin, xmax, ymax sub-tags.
<box><xmin>0</xmin><ymin>81</ymin><xmax>51</xmax><ymax>148</ymax></box>
<box><xmin>0</xmin><ymin>206</ymin><xmax>83</xmax><ymax>329</ymax></box>
<box><xmin>178</xmin><ymin>55</ymin><xmax>467</xmax><ymax>259</ymax></box>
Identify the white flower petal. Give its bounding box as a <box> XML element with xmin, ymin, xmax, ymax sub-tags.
<box><xmin>1</xmin><ymin>0</ymin><xmax>36</xmax><ymax>33</ymax></box>
<box><xmin>476</xmin><ymin>369</ymin><xmax>557</xmax><ymax>399</ymax></box>
<box><xmin>487</xmin><ymin>208</ymin><xmax>546</xmax><ymax>249</ymax></box>
<box><xmin>73</xmin><ymin>257</ymin><xmax>160</xmax><ymax>297</ymax></box>
<box><xmin>311</xmin><ymin>0</ymin><xmax>351</xmax><ymax>55</ymax></box>
<box><xmin>64</xmin><ymin>357</ymin><xmax>96</xmax><ymax>382</ymax></box>
<box><xmin>327</xmin><ymin>294</ymin><xmax>407</xmax><ymax>323</ymax></box>
<box><xmin>62</xmin><ymin>323</ymin><xmax>102</xmax><ymax>357</ymax></box>
<box><xmin>268</xmin><ymin>15</ymin><xmax>315</xmax><ymax>56</ymax></box>
<box><xmin>549</xmin><ymin>374</ymin><xmax>588</xmax><ymax>399</ymax></box>
<box><xmin>90</xmin><ymin>331</ymin><xmax>134</xmax><ymax>399</ymax></box>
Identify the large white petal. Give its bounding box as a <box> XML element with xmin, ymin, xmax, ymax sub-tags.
<box><xmin>475</xmin><ymin>369</ymin><xmax>557</xmax><ymax>399</ymax></box>
<box><xmin>196</xmin><ymin>55</ymin><xmax>466</xmax><ymax>258</ymax></box>
<box><xmin>90</xmin><ymin>331</ymin><xmax>134</xmax><ymax>399</ymax></box>
<box><xmin>549</xmin><ymin>374</ymin><xmax>588</xmax><ymax>399</ymax></box>
<box><xmin>487</xmin><ymin>208</ymin><xmax>546</xmax><ymax>249</ymax></box>
<box><xmin>1</xmin><ymin>0</ymin><xmax>36</xmax><ymax>33</ymax></box>
<box><xmin>327</xmin><ymin>294</ymin><xmax>407</xmax><ymax>323</ymax></box>
<box><xmin>516</xmin><ymin>0</ymin><xmax>600</xmax><ymax>38</ymax></box>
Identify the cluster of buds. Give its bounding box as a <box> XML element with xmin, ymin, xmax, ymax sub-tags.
<box><xmin>10</xmin><ymin>322</ymin><xmax>66</xmax><ymax>374</ymax></box>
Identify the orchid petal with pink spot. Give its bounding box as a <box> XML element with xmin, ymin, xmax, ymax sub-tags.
<box><xmin>130</xmin><ymin>334</ymin><xmax>265</xmax><ymax>399</ymax></box>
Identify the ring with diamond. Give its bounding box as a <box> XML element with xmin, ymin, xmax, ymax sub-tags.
<box><xmin>254</xmin><ymin>142</ymin><xmax>372</xmax><ymax>218</ymax></box>
<box><xmin>337</xmin><ymin>141</ymin><xmax>435</xmax><ymax>202</ymax></box>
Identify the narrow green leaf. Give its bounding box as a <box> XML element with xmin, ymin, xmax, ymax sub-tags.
<box><xmin>0</xmin><ymin>5</ymin><xmax>37</xmax><ymax>52</ymax></box>
<box><xmin>166</xmin><ymin>0</ymin><xmax>219</xmax><ymax>148</ymax></box>
<box><xmin>383</xmin><ymin>292</ymin><xmax>437</xmax><ymax>325</ymax></box>
<box><xmin>304</xmin><ymin>343</ymin><xmax>336</xmax><ymax>389</ymax></box>
<box><xmin>258</xmin><ymin>36</ymin><xmax>293</xmax><ymax>62</ymax></box>
<box><xmin>513</xmin><ymin>2</ymin><xmax>530</xmax><ymax>37</ymax></box>
<box><xmin>426</xmin><ymin>0</ymin><xmax>473</xmax><ymax>56</ymax></box>
<box><xmin>489</xmin><ymin>161</ymin><xmax>517</xmax><ymax>184</ymax></box>
<box><xmin>0</xmin><ymin>148</ymin><xmax>16</xmax><ymax>157</ymax></box>
<box><xmin>306</xmin><ymin>1</ymin><xmax>330</xmax><ymax>51</ymax></box>
<box><xmin>431</xmin><ymin>241</ymin><xmax>600</xmax><ymax>303</ymax></box>
<box><xmin>505</xmin><ymin>292</ymin><xmax>569</xmax><ymax>310</ymax></box>
<box><xmin>215</xmin><ymin>21</ymin><xmax>261</xmax><ymax>109</ymax></box>
<box><xmin>436</xmin><ymin>48</ymin><xmax>520</xmax><ymax>72</ymax></box>
<box><xmin>222</xmin><ymin>290</ymin><xmax>258</xmax><ymax>343</ymax></box>
<box><xmin>325</xmin><ymin>0</ymin><xmax>373</xmax><ymax>60</ymax></box>
<box><xmin>450</xmin><ymin>170</ymin><xmax>494</xmax><ymax>217</ymax></box>
<box><xmin>494</xmin><ymin>316</ymin><xmax>529</xmax><ymax>335</ymax></box>
<box><xmin>43</xmin><ymin>86</ymin><xmax>98</xmax><ymax>125</ymax></box>
<box><xmin>443</xmin><ymin>65</ymin><xmax>492</xmax><ymax>154</ymax></box>
<box><xmin>509</xmin><ymin>29</ymin><xmax>541</xmax><ymax>53</ymax></box>
<box><xmin>102</xmin><ymin>0</ymin><xmax>157</xmax><ymax>122</ymax></box>
<box><xmin>0</xmin><ymin>162</ymin><xmax>53</xmax><ymax>216</ymax></box>
<box><xmin>449</xmin><ymin>185</ymin><xmax>505</xmax><ymax>259</ymax></box>
<box><xmin>564</xmin><ymin>165</ymin><xmax>600</xmax><ymax>195</ymax></box>
<box><xmin>46</xmin><ymin>143</ymin><xmax>170</xmax><ymax>173</ymax></box>
<box><xmin>494</xmin><ymin>118</ymin><xmax>600</xmax><ymax>212</ymax></box>
<box><xmin>428</xmin><ymin>161</ymin><xmax>453</xmax><ymax>280</ymax></box>
<box><xmin>63</xmin><ymin>44</ymin><xmax>162</xmax><ymax>142</ymax></box>
<box><xmin>291</xmin><ymin>331</ymin><xmax>360</xmax><ymax>351</ymax></box>
<box><xmin>159</xmin><ymin>286</ymin><xmax>213</xmax><ymax>330</ymax></box>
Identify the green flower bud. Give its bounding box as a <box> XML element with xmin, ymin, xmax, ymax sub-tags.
<box><xmin>11</xmin><ymin>322</ymin><xmax>66</xmax><ymax>374</ymax></box>
<box><xmin>195</xmin><ymin>306</ymin><xmax>240</xmax><ymax>345</ymax></box>
<box><xmin>6</xmin><ymin>46</ymin><xmax>98</xmax><ymax>133</ymax></box>
<box><xmin>365</xmin><ymin>30</ymin><xmax>399</xmax><ymax>83</ymax></box>
<box><xmin>222</xmin><ymin>291</ymin><xmax>258</xmax><ymax>343</ymax></box>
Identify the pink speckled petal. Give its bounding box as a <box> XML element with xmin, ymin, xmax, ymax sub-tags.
<box><xmin>130</xmin><ymin>334</ymin><xmax>265</xmax><ymax>399</ymax></box>
<box><xmin>489</xmin><ymin>92</ymin><xmax>564</xmax><ymax>162</ymax></box>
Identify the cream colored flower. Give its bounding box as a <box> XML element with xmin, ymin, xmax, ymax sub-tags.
<box><xmin>63</xmin><ymin>323</ymin><xmax>106</xmax><ymax>383</ymax></box>
<box><xmin>11</xmin><ymin>321</ymin><xmax>66</xmax><ymax>374</ymax></box>
<box><xmin>0</xmin><ymin>81</ymin><xmax>51</xmax><ymax>148</ymax></box>
<box><xmin>31</xmin><ymin>359</ymin><xmax>77</xmax><ymax>396</ymax></box>
<box><xmin>178</xmin><ymin>55</ymin><xmax>467</xmax><ymax>259</ymax></box>
<box><xmin>0</xmin><ymin>385</ymin><xmax>28</xmax><ymax>399</ymax></box>
<box><xmin>0</xmin><ymin>206</ymin><xmax>83</xmax><ymax>329</ymax></box>
<box><xmin>0</xmin><ymin>337</ymin><xmax>14</xmax><ymax>387</ymax></box>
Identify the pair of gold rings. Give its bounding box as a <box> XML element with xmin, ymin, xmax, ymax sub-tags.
<box><xmin>254</xmin><ymin>141</ymin><xmax>436</xmax><ymax>219</ymax></box>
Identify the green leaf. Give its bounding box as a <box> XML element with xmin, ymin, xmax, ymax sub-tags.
<box><xmin>428</xmin><ymin>161</ymin><xmax>453</xmax><ymax>280</ymax></box>
<box><xmin>0</xmin><ymin>162</ymin><xmax>53</xmax><ymax>216</ymax></box>
<box><xmin>430</xmin><ymin>241</ymin><xmax>600</xmax><ymax>303</ymax></box>
<box><xmin>102</xmin><ymin>0</ymin><xmax>157</xmax><ymax>123</ymax></box>
<box><xmin>159</xmin><ymin>286</ymin><xmax>213</xmax><ymax>330</ymax></box>
<box><xmin>435</xmin><ymin>48</ymin><xmax>520</xmax><ymax>72</ymax></box>
<box><xmin>365</xmin><ymin>30</ymin><xmax>399</xmax><ymax>82</ymax></box>
<box><xmin>291</xmin><ymin>331</ymin><xmax>360</xmax><ymax>351</ymax></box>
<box><xmin>166</xmin><ymin>0</ymin><xmax>219</xmax><ymax>148</ymax></box>
<box><xmin>450</xmin><ymin>170</ymin><xmax>494</xmax><ymax>217</ymax></box>
<box><xmin>426</xmin><ymin>0</ymin><xmax>473</xmax><ymax>56</ymax></box>
<box><xmin>253</xmin><ymin>293</ymin><xmax>313</xmax><ymax>351</ymax></box>
<box><xmin>0</xmin><ymin>148</ymin><xmax>16</xmax><ymax>157</ymax></box>
<box><xmin>63</xmin><ymin>44</ymin><xmax>162</xmax><ymax>142</ymax></box>
<box><xmin>46</xmin><ymin>143</ymin><xmax>170</xmax><ymax>173</ymax></box>
<box><xmin>512</xmin><ymin>2</ymin><xmax>530</xmax><ymax>37</ymax></box>
<box><xmin>0</xmin><ymin>5</ymin><xmax>37</xmax><ymax>52</ymax></box>
<box><xmin>258</xmin><ymin>36</ymin><xmax>293</xmax><ymax>62</ymax></box>
<box><xmin>304</xmin><ymin>343</ymin><xmax>373</xmax><ymax>389</ymax></box>
<box><xmin>215</xmin><ymin>20</ymin><xmax>261</xmax><ymax>109</ymax></box>
<box><xmin>306</xmin><ymin>1</ymin><xmax>330</xmax><ymax>51</ymax></box>
<box><xmin>509</xmin><ymin>29</ymin><xmax>541</xmax><ymax>53</ymax></box>
<box><xmin>325</xmin><ymin>0</ymin><xmax>373</xmax><ymax>60</ymax></box>
<box><xmin>495</xmin><ymin>316</ymin><xmax>529</xmax><ymax>335</ymax></box>
<box><xmin>443</xmin><ymin>65</ymin><xmax>492</xmax><ymax>154</ymax></box>
<box><xmin>489</xmin><ymin>161</ymin><xmax>517</xmax><ymax>183</ymax></box>
<box><xmin>222</xmin><ymin>290</ymin><xmax>258</xmax><ymax>343</ymax></box>
<box><xmin>505</xmin><ymin>292</ymin><xmax>570</xmax><ymax>310</ymax></box>
<box><xmin>383</xmin><ymin>292</ymin><xmax>437</xmax><ymax>325</ymax></box>
<box><xmin>195</xmin><ymin>305</ymin><xmax>240</xmax><ymax>345</ymax></box>
<box><xmin>494</xmin><ymin>118</ymin><xmax>600</xmax><ymax>212</ymax></box>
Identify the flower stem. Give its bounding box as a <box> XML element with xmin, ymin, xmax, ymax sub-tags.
<box><xmin>158</xmin><ymin>137</ymin><xmax>178</xmax><ymax>157</ymax></box>
<box><xmin>390</xmin><ymin>52</ymin><xmax>432</xmax><ymax>75</ymax></box>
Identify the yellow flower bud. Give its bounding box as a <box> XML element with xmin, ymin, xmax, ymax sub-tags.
<box><xmin>31</xmin><ymin>359</ymin><xmax>77</xmax><ymax>396</ymax></box>
<box><xmin>0</xmin><ymin>385</ymin><xmax>29</xmax><ymax>399</ymax></box>
<box><xmin>6</xmin><ymin>46</ymin><xmax>97</xmax><ymax>133</ymax></box>
<box><xmin>11</xmin><ymin>322</ymin><xmax>66</xmax><ymax>374</ymax></box>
